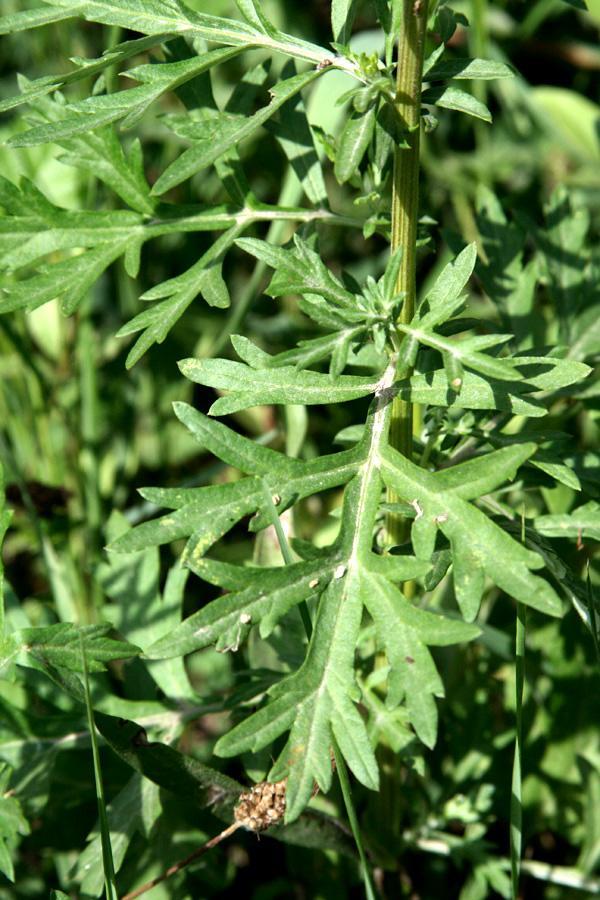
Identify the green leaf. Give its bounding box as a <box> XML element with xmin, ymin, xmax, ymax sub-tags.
<box><xmin>98</xmin><ymin>511</ymin><xmax>194</xmax><ymax>701</ymax></box>
<box><xmin>0</xmin><ymin>5</ymin><xmax>86</xmax><ymax>35</ymax></box>
<box><xmin>395</xmin><ymin>353</ymin><xmax>590</xmax><ymax>418</ymax></box>
<box><xmin>535</xmin><ymin>502</ymin><xmax>600</xmax><ymax>542</ymax></box>
<box><xmin>109</xmin><ymin>401</ymin><xmax>363</xmax><ymax>559</ymax></box>
<box><xmin>214</xmin><ymin>567</ymin><xmax>374</xmax><ymax>821</ymax></box>
<box><xmin>332</xmin><ymin>0</ymin><xmax>359</xmax><ymax>44</ymax></box>
<box><xmin>110</xmin><ymin>378</ymin><xmax>496</xmax><ymax>823</ymax></box>
<box><xmin>108</xmin><ymin>478</ymin><xmax>265</xmax><ymax>556</ymax></box>
<box><xmin>0</xmin><ymin>764</ymin><xmax>30</xmax><ymax>883</ymax></box>
<box><xmin>94</xmin><ymin>709</ymin><xmax>242</xmax><ymax>813</ymax></box>
<box><xmin>417</xmin><ymin>242</ymin><xmax>477</xmax><ymax>325</ymax></box>
<box><xmin>361</xmin><ymin>571</ymin><xmax>479</xmax><ymax>747</ymax></box>
<box><xmin>117</xmin><ymin>225</ymin><xmax>238</xmax><ymax>367</ymax></box>
<box><xmin>151</xmin><ymin>68</ymin><xmax>325</xmax><ymax>195</ymax></box>
<box><xmin>146</xmin><ymin>556</ymin><xmax>334</xmax><ymax>655</ymax></box>
<box><xmin>0</xmin><ymin>466</ymin><xmax>13</xmax><ymax>645</ymax></box>
<box><xmin>179</xmin><ymin>354</ymin><xmax>378</xmax><ymax>415</ymax></box>
<box><xmin>0</xmin><ymin>240</ymin><xmax>130</xmax><ymax>316</ymax></box>
<box><xmin>424</xmin><ymin>57</ymin><xmax>515</xmax><ymax>81</ymax></box>
<box><xmin>380</xmin><ymin>444</ymin><xmax>563</xmax><ymax>621</ymax></box>
<box><xmin>0</xmin><ymin>624</ymin><xmax>140</xmax><ymax>683</ymax></box>
<box><xmin>334</xmin><ymin>104</ymin><xmax>377</xmax><ymax>184</ymax></box>
<box><xmin>72</xmin><ymin>773</ymin><xmax>160</xmax><ymax>897</ymax></box>
<box><xmin>0</xmin><ymin>33</ymin><xmax>176</xmax><ymax>114</ymax></box>
<box><xmin>237</xmin><ymin>235</ymin><xmax>357</xmax><ymax>308</ymax></box>
<box><xmin>395</xmin><ymin>369</ymin><xmax>547</xmax><ymax>417</ymax></box>
<box><xmin>7</xmin><ymin>47</ymin><xmax>243</xmax><ymax>146</ymax></box>
<box><xmin>268</xmin><ymin>61</ymin><xmax>329</xmax><ymax>207</ymax></box>
<box><xmin>422</xmin><ymin>85</ymin><xmax>492</xmax><ymax>122</ymax></box>
<box><xmin>1</xmin><ymin>0</ymin><xmax>335</xmax><ymax>66</ymax></box>
<box><xmin>235</xmin><ymin>0</ymin><xmax>277</xmax><ymax>36</ymax></box>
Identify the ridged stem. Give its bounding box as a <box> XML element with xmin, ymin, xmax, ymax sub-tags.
<box><xmin>385</xmin><ymin>0</ymin><xmax>429</xmax><ymax>547</ymax></box>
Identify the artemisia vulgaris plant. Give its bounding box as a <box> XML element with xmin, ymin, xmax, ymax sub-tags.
<box><xmin>1</xmin><ymin>0</ymin><xmax>599</xmax><ymax>897</ymax></box>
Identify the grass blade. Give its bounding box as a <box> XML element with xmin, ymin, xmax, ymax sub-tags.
<box><xmin>510</xmin><ymin>510</ymin><xmax>527</xmax><ymax>899</ymax></box>
<box><xmin>585</xmin><ymin>561</ymin><xmax>600</xmax><ymax>674</ymax></box>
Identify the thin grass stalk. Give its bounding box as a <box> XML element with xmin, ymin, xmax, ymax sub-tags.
<box><xmin>510</xmin><ymin>600</ymin><xmax>525</xmax><ymax>899</ymax></box>
<box><xmin>79</xmin><ymin>632</ymin><xmax>118</xmax><ymax>900</ymax></box>
<box><xmin>510</xmin><ymin>511</ymin><xmax>526</xmax><ymax>899</ymax></box>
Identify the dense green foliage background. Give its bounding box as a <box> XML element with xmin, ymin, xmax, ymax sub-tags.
<box><xmin>1</xmin><ymin>0</ymin><xmax>600</xmax><ymax>898</ymax></box>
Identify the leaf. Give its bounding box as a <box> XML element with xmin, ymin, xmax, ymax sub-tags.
<box><xmin>237</xmin><ymin>235</ymin><xmax>357</xmax><ymax>308</ymax></box>
<box><xmin>109</xmin><ymin>401</ymin><xmax>364</xmax><ymax>559</ymax></box>
<box><xmin>0</xmin><ymin>466</ymin><xmax>13</xmax><ymax>645</ymax></box>
<box><xmin>146</xmin><ymin>556</ymin><xmax>335</xmax><ymax>655</ymax></box>
<box><xmin>395</xmin><ymin>353</ymin><xmax>590</xmax><ymax>418</ymax></box>
<box><xmin>235</xmin><ymin>0</ymin><xmax>277</xmax><ymax>36</ymax></box>
<box><xmin>424</xmin><ymin>57</ymin><xmax>515</xmax><ymax>81</ymax></box>
<box><xmin>179</xmin><ymin>340</ymin><xmax>378</xmax><ymax>415</ymax></box>
<box><xmin>334</xmin><ymin>104</ymin><xmax>377</xmax><ymax>184</ymax></box>
<box><xmin>94</xmin><ymin>709</ymin><xmax>242</xmax><ymax>814</ymax></box>
<box><xmin>331</xmin><ymin>0</ymin><xmax>359</xmax><ymax>44</ymax></box>
<box><xmin>422</xmin><ymin>86</ymin><xmax>492</xmax><ymax>122</ymax></box>
<box><xmin>0</xmin><ymin>33</ymin><xmax>176</xmax><ymax>114</ymax></box>
<box><xmin>0</xmin><ymin>764</ymin><xmax>30</xmax><ymax>883</ymax></box>
<box><xmin>379</xmin><ymin>443</ymin><xmax>563</xmax><ymax>621</ymax></box>
<box><xmin>7</xmin><ymin>47</ymin><xmax>244</xmax><ymax>146</ymax></box>
<box><xmin>117</xmin><ymin>225</ymin><xmax>238</xmax><ymax>367</ymax></box>
<box><xmin>535</xmin><ymin>502</ymin><xmax>600</xmax><ymax>543</ymax></box>
<box><xmin>150</xmin><ymin>384</ymin><xmax>473</xmax><ymax>821</ymax></box>
<box><xmin>72</xmin><ymin>773</ymin><xmax>160</xmax><ymax>897</ymax></box>
<box><xmin>418</xmin><ymin>242</ymin><xmax>477</xmax><ymax>324</ymax></box>
<box><xmin>361</xmin><ymin>571</ymin><xmax>477</xmax><ymax>747</ymax></box>
<box><xmin>151</xmin><ymin>68</ymin><xmax>325</xmax><ymax>195</ymax></box>
<box><xmin>2</xmin><ymin>0</ymin><xmax>335</xmax><ymax>67</ymax></box>
<box><xmin>1</xmin><ymin>241</ymin><xmax>131</xmax><ymax>316</ymax></box>
<box><xmin>395</xmin><ymin>369</ymin><xmax>547</xmax><ymax>417</ymax></box>
<box><xmin>98</xmin><ymin>511</ymin><xmax>194</xmax><ymax>701</ymax></box>
<box><xmin>0</xmin><ymin>5</ymin><xmax>86</xmax><ymax>35</ymax></box>
<box><xmin>0</xmin><ymin>624</ymin><xmax>140</xmax><ymax>683</ymax></box>
<box><xmin>268</xmin><ymin>61</ymin><xmax>329</xmax><ymax>207</ymax></box>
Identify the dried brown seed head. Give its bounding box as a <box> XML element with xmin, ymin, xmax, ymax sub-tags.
<box><xmin>234</xmin><ymin>779</ymin><xmax>287</xmax><ymax>833</ymax></box>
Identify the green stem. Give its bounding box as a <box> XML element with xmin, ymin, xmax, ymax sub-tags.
<box><xmin>78</xmin><ymin>301</ymin><xmax>103</xmax><ymax>621</ymax></box>
<box><xmin>260</xmin><ymin>479</ymin><xmax>312</xmax><ymax>637</ymax></box>
<box><xmin>333</xmin><ymin>738</ymin><xmax>377</xmax><ymax>900</ymax></box>
<box><xmin>385</xmin><ymin>0</ymin><xmax>429</xmax><ymax>547</ymax></box>
<box><xmin>80</xmin><ymin>633</ymin><xmax>118</xmax><ymax>900</ymax></box>
<box><xmin>510</xmin><ymin>600</ymin><xmax>525</xmax><ymax>899</ymax></box>
<box><xmin>510</xmin><ymin>510</ymin><xmax>526</xmax><ymax>899</ymax></box>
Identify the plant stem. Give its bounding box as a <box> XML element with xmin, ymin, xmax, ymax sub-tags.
<box><xmin>510</xmin><ymin>600</ymin><xmax>525</xmax><ymax>899</ymax></box>
<box><xmin>511</xmin><ymin>511</ymin><xmax>526</xmax><ymax>899</ymax></box>
<box><xmin>333</xmin><ymin>738</ymin><xmax>377</xmax><ymax>900</ymax></box>
<box><xmin>80</xmin><ymin>633</ymin><xmax>118</xmax><ymax>900</ymax></box>
<box><xmin>121</xmin><ymin>823</ymin><xmax>240</xmax><ymax>900</ymax></box>
<box><xmin>385</xmin><ymin>0</ymin><xmax>429</xmax><ymax>547</ymax></box>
